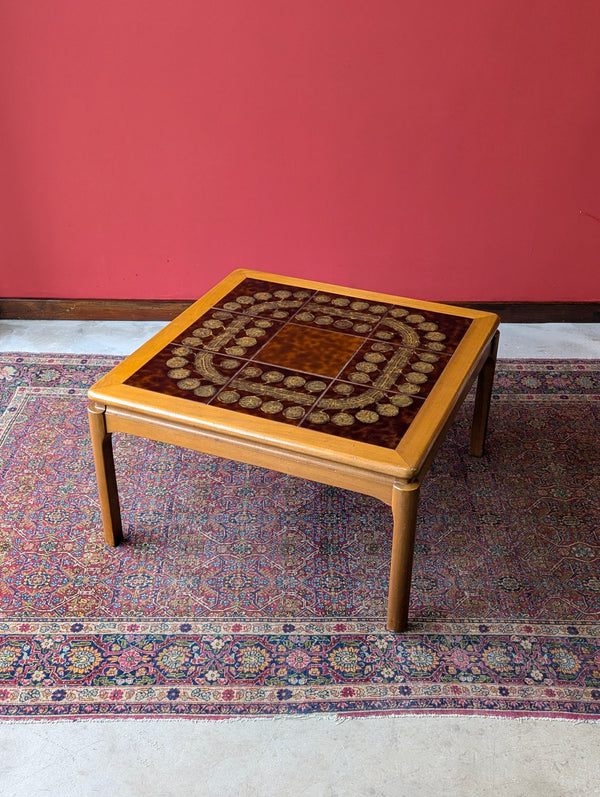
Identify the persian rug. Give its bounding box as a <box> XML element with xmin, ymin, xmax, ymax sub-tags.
<box><xmin>0</xmin><ymin>353</ymin><xmax>599</xmax><ymax>720</ymax></box>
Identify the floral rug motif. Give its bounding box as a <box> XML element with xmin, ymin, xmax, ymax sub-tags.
<box><xmin>0</xmin><ymin>354</ymin><xmax>599</xmax><ymax>720</ymax></box>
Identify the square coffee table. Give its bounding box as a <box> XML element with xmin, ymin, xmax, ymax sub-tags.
<box><xmin>88</xmin><ymin>270</ymin><xmax>499</xmax><ymax>631</ymax></box>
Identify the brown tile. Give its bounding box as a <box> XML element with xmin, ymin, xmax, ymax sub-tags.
<box><xmin>301</xmin><ymin>383</ymin><xmax>425</xmax><ymax>448</ymax></box>
<box><xmin>371</xmin><ymin>306</ymin><xmax>471</xmax><ymax>355</ymax></box>
<box><xmin>215</xmin><ymin>278</ymin><xmax>314</xmax><ymax>320</ymax></box>
<box><xmin>172</xmin><ymin>309</ymin><xmax>283</xmax><ymax>358</ymax></box>
<box><xmin>292</xmin><ymin>292</ymin><xmax>391</xmax><ymax>336</ymax></box>
<box><xmin>337</xmin><ymin>340</ymin><xmax>451</xmax><ymax>400</ymax></box>
<box><xmin>255</xmin><ymin>324</ymin><xmax>363</xmax><ymax>378</ymax></box>
<box><xmin>209</xmin><ymin>362</ymin><xmax>331</xmax><ymax>425</ymax></box>
<box><xmin>125</xmin><ymin>348</ymin><xmax>246</xmax><ymax>403</ymax></box>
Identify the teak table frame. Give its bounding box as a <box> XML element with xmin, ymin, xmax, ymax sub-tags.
<box><xmin>88</xmin><ymin>270</ymin><xmax>500</xmax><ymax>632</ymax></box>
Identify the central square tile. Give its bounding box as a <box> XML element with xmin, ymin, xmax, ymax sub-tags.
<box><xmin>256</xmin><ymin>324</ymin><xmax>364</xmax><ymax>378</ymax></box>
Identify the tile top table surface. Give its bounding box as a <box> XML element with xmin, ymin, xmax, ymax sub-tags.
<box><xmin>124</xmin><ymin>275</ymin><xmax>470</xmax><ymax>450</ymax></box>
<box><xmin>89</xmin><ymin>270</ymin><xmax>499</xmax><ymax>481</ymax></box>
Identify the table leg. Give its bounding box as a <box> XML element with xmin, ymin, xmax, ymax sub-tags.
<box><xmin>469</xmin><ymin>330</ymin><xmax>500</xmax><ymax>457</ymax></box>
<box><xmin>387</xmin><ymin>480</ymin><xmax>421</xmax><ymax>632</ymax></box>
<box><xmin>88</xmin><ymin>404</ymin><xmax>124</xmax><ymax>547</ymax></box>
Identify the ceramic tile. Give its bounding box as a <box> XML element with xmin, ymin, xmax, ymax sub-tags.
<box><xmin>302</xmin><ymin>384</ymin><xmax>424</xmax><ymax>447</ymax></box>
<box><xmin>255</xmin><ymin>324</ymin><xmax>363</xmax><ymax>377</ymax></box>
<box><xmin>291</xmin><ymin>291</ymin><xmax>391</xmax><ymax>336</ymax></box>
<box><xmin>336</xmin><ymin>340</ymin><xmax>451</xmax><ymax>400</ymax></box>
<box><xmin>172</xmin><ymin>309</ymin><xmax>284</xmax><ymax>357</ymax></box>
<box><xmin>371</xmin><ymin>306</ymin><xmax>472</xmax><ymax>355</ymax></box>
<box><xmin>215</xmin><ymin>278</ymin><xmax>314</xmax><ymax>320</ymax></box>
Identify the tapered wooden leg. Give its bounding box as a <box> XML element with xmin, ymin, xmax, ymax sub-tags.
<box><xmin>469</xmin><ymin>330</ymin><xmax>500</xmax><ymax>457</ymax></box>
<box><xmin>88</xmin><ymin>404</ymin><xmax>123</xmax><ymax>546</ymax></box>
<box><xmin>387</xmin><ymin>481</ymin><xmax>421</xmax><ymax>632</ymax></box>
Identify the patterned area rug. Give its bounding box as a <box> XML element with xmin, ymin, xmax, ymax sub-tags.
<box><xmin>0</xmin><ymin>354</ymin><xmax>599</xmax><ymax>720</ymax></box>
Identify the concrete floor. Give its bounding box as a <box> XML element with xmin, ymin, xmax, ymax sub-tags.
<box><xmin>0</xmin><ymin>320</ymin><xmax>599</xmax><ymax>797</ymax></box>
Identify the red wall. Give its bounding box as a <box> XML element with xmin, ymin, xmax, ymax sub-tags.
<box><xmin>1</xmin><ymin>0</ymin><xmax>599</xmax><ymax>301</ymax></box>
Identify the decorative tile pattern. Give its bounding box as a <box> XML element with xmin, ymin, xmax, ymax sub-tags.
<box><xmin>125</xmin><ymin>278</ymin><xmax>472</xmax><ymax>448</ymax></box>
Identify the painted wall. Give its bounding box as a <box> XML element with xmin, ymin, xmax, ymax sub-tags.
<box><xmin>1</xmin><ymin>0</ymin><xmax>599</xmax><ymax>301</ymax></box>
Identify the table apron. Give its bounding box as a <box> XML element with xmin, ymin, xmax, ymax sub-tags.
<box><xmin>102</xmin><ymin>406</ymin><xmax>399</xmax><ymax>505</ymax></box>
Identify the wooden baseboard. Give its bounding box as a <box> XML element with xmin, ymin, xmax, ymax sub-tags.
<box><xmin>0</xmin><ymin>299</ymin><xmax>194</xmax><ymax>321</ymax></box>
<box><xmin>1</xmin><ymin>298</ymin><xmax>599</xmax><ymax>324</ymax></box>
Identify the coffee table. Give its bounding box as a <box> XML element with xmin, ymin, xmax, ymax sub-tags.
<box><xmin>88</xmin><ymin>270</ymin><xmax>499</xmax><ymax>631</ymax></box>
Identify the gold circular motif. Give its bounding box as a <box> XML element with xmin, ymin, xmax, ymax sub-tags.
<box><xmin>374</xmin><ymin>330</ymin><xmax>393</xmax><ymax>340</ymax></box>
<box><xmin>371</xmin><ymin>341</ymin><xmax>393</xmax><ymax>352</ymax></box>
<box><xmin>239</xmin><ymin>395</ymin><xmax>262</xmax><ymax>409</ymax></box>
<box><xmin>412</xmin><ymin>362</ymin><xmax>434</xmax><ymax>374</ymax></box>
<box><xmin>168</xmin><ymin>368</ymin><xmax>191</xmax><ymax>379</ymax></box>
<box><xmin>223</xmin><ymin>302</ymin><xmax>241</xmax><ymax>311</ymax></box>
<box><xmin>246</xmin><ymin>327</ymin><xmax>266</xmax><ymax>338</ymax></box>
<box><xmin>314</xmin><ymin>294</ymin><xmax>330</xmax><ymax>303</ymax></box>
<box><xmin>376</xmin><ymin>403</ymin><xmax>399</xmax><ymax>417</ymax></box>
<box><xmin>406</xmin><ymin>372</ymin><xmax>427</xmax><ymax>384</ymax></box>
<box><xmin>272</xmin><ymin>311</ymin><xmax>288</xmax><ymax>319</ymax></box>
<box><xmin>315</xmin><ymin>316</ymin><xmax>333</xmax><ymax>325</ymax></box>
<box><xmin>203</xmin><ymin>319</ymin><xmax>223</xmax><ymax>329</ymax></box>
<box><xmin>419</xmin><ymin>352</ymin><xmax>440</xmax><ymax>363</ymax></box>
<box><xmin>333</xmin><ymin>319</ymin><xmax>353</xmax><ymax>329</ymax></box>
<box><xmin>397</xmin><ymin>383</ymin><xmax>420</xmax><ymax>395</ymax></box>
<box><xmin>307</xmin><ymin>410</ymin><xmax>329</xmax><ymax>424</ymax></box>
<box><xmin>427</xmin><ymin>342</ymin><xmax>446</xmax><ymax>352</ymax></box>
<box><xmin>191</xmin><ymin>328</ymin><xmax>211</xmax><ymax>338</ymax></box>
<box><xmin>332</xmin><ymin>412</ymin><xmax>355</xmax><ymax>426</ymax></box>
<box><xmin>333</xmin><ymin>383</ymin><xmax>354</xmax><ymax>395</ymax></box>
<box><xmin>166</xmin><ymin>357</ymin><xmax>188</xmax><ymax>368</ymax></box>
<box><xmin>425</xmin><ymin>332</ymin><xmax>446</xmax><ymax>341</ymax></box>
<box><xmin>350</xmin><ymin>300</ymin><xmax>369</xmax><ymax>311</ymax></box>
<box><xmin>221</xmin><ymin>359</ymin><xmax>240</xmax><ymax>370</ymax></box>
<box><xmin>177</xmin><ymin>378</ymin><xmax>201</xmax><ymax>390</ymax></box>
<box><xmin>194</xmin><ymin>385</ymin><xmax>217</xmax><ymax>397</ymax></box>
<box><xmin>254</xmin><ymin>319</ymin><xmax>272</xmax><ymax>328</ymax></box>
<box><xmin>364</xmin><ymin>352</ymin><xmax>386</xmax><ymax>363</ymax></box>
<box><xmin>237</xmin><ymin>295</ymin><xmax>255</xmax><ymax>305</ymax></box>
<box><xmin>262</xmin><ymin>401</ymin><xmax>284</xmax><ymax>414</ymax></box>
<box><xmin>296</xmin><ymin>312</ymin><xmax>314</xmax><ymax>322</ymax></box>
<box><xmin>332</xmin><ymin>297</ymin><xmax>350</xmax><ymax>306</ymax></box>
<box><xmin>283</xmin><ymin>375</ymin><xmax>306</xmax><ymax>388</ymax></box>
<box><xmin>225</xmin><ymin>346</ymin><xmax>246</xmax><ymax>356</ymax></box>
<box><xmin>219</xmin><ymin>390</ymin><xmax>240</xmax><ymax>404</ymax></box>
<box><xmin>173</xmin><ymin>346</ymin><xmax>192</xmax><ymax>356</ymax></box>
<box><xmin>356</xmin><ymin>361</ymin><xmax>377</xmax><ymax>373</ymax></box>
<box><xmin>273</xmin><ymin>289</ymin><xmax>292</xmax><ymax>299</ymax></box>
<box><xmin>418</xmin><ymin>322</ymin><xmax>438</xmax><ymax>332</ymax></box>
<box><xmin>242</xmin><ymin>366</ymin><xmax>262</xmax><ymax>378</ymax></box>
<box><xmin>293</xmin><ymin>290</ymin><xmax>311</xmax><ymax>299</ymax></box>
<box><xmin>253</xmin><ymin>292</ymin><xmax>272</xmax><ymax>301</ymax></box>
<box><xmin>406</xmin><ymin>314</ymin><xmax>425</xmax><ymax>324</ymax></box>
<box><xmin>390</xmin><ymin>394</ymin><xmax>413</xmax><ymax>407</ymax></box>
<box><xmin>262</xmin><ymin>370</ymin><xmax>284</xmax><ymax>383</ymax></box>
<box><xmin>306</xmin><ymin>380</ymin><xmax>327</xmax><ymax>392</ymax></box>
<box><xmin>236</xmin><ymin>336</ymin><xmax>257</xmax><ymax>347</ymax></box>
<box><xmin>213</xmin><ymin>310</ymin><xmax>234</xmax><ymax>319</ymax></box>
<box><xmin>356</xmin><ymin>410</ymin><xmax>379</xmax><ymax>423</ymax></box>
<box><xmin>370</xmin><ymin>304</ymin><xmax>388</xmax><ymax>314</ymax></box>
<box><xmin>353</xmin><ymin>323</ymin><xmax>371</xmax><ymax>334</ymax></box>
<box><xmin>390</xmin><ymin>307</ymin><xmax>408</xmax><ymax>318</ymax></box>
<box><xmin>349</xmin><ymin>372</ymin><xmax>370</xmax><ymax>383</ymax></box>
<box><xmin>283</xmin><ymin>405</ymin><xmax>305</xmax><ymax>419</ymax></box>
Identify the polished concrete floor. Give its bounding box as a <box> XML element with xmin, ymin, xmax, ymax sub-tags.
<box><xmin>0</xmin><ymin>321</ymin><xmax>599</xmax><ymax>797</ymax></box>
<box><xmin>1</xmin><ymin>319</ymin><xmax>599</xmax><ymax>358</ymax></box>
